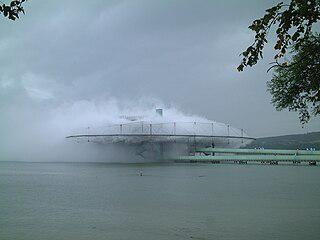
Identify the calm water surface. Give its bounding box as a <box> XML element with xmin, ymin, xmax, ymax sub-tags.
<box><xmin>1</xmin><ymin>162</ymin><xmax>320</xmax><ymax>240</ymax></box>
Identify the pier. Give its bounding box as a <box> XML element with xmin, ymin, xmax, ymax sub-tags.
<box><xmin>175</xmin><ymin>148</ymin><xmax>320</xmax><ymax>165</ymax></box>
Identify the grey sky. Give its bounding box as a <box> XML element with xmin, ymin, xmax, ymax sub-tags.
<box><xmin>0</xmin><ymin>0</ymin><xmax>319</xmax><ymax>141</ymax></box>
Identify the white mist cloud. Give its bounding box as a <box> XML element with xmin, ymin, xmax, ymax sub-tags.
<box><xmin>1</xmin><ymin>95</ymin><xmax>223</xmax><ymax>162</ymax></box>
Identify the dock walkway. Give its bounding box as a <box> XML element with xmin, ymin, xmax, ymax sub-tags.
<box><xmin>175</xmin><ymin>148</ymin><xmax>320</xmax><ymax>165</ymax></box>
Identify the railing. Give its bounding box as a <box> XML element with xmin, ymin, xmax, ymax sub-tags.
<box><xmin>68</xmin><ymin>121</ymin><xmax>252</xmax><ymax>140</ymax></box>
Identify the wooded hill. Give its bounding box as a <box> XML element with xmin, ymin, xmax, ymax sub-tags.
<box><xmin>245</xmin><ymin>132</ymin><xmax>320</xmax><ymax>150</ymax></box>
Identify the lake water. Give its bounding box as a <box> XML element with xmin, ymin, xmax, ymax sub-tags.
<box><xmin>1</xmin><ymin>161</ymin><xmax>320</xmax><ymax>240</ymax></box>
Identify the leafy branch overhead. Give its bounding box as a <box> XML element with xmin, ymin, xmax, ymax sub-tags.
<box><xmin>238</xmin><ymin>0</ymin><xmax>320</xmax><ymax>124</ymax></box>
<box><xmin>238</xmin><ymin>0</ymin><xmax>320</xmax><ymax>71</ymax></box>
<box><xmin>268</xmin><ymin>35</ymin><xmax>320</xmax><ymax>124</ymax></box>
<box><xmin>0</xmin><ymin>0</ymin><xmax>26</xmax><ymax>21</ymax></box>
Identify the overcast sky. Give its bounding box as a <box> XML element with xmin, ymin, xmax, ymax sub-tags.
<box><xmin>1</xmin><ymin>0</ymin><xmax>319</xmax><ymax>141</ymax></box>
